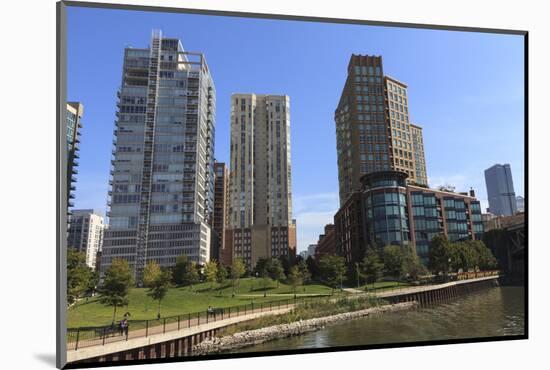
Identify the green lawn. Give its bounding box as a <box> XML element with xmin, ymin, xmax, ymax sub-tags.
<box><xmin>67</xmin><ymin>278</ymin><xmax>339</xmax><ymax>328</ymax></box>
<box><xmin>358</xmin><ymin>280</ymin><xmax>411</xmax><ymax>292</ymax></box>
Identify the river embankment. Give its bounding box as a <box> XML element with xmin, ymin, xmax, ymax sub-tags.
<box><xmin>193</xmin><ymin>301</ymin><xmax>417</xmax><ymax>354</ymax></box>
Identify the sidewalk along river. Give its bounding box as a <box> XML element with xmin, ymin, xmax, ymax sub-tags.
<box><xmin>229</xmin><ymin>286</ymin><xmax>524</xmax><ymax>353</ymax></box>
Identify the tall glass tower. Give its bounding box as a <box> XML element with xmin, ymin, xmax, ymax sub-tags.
<box><xmin>484</xmin><ymin>163</ymin><xmax>517</xmax><ymax>216</ymax></box>
<box><xmin>101</xmin><ymin>30</ymin><xmax>216</xmax><ymax>284</ymax></box>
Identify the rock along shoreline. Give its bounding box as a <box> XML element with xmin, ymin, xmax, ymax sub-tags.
<box><xmin>193</xmin><ymin>301</ymin><xmax>418</xmax><ymax>355</ymax></box>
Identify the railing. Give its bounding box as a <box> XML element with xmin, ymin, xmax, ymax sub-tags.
<box><xmin>360</xmin><ymin>270</ymin><xmax>500</xmax><ymax>295</ymax></box>
<box><xmin>67</xmin><ymin>294</ymin><xmax>328</xmax><ymax>352</ymax></box>
<box><xmin>456</xmin><ymin>270</ymin><xmax>500</xmax><ymax>281</ymax></box>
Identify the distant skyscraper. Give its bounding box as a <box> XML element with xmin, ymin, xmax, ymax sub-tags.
<box><xmin>334</xmin><ymin>55</ymin><xmax>428</xmax><ymax>206</ymax></box>
<box><xmin>66</xmin><ymin>102</ymin><xmax>83</xmax><ymax>210</ymax></box>
<box><xmin>226</xmin><ymin>93</ymin><xmax>296</xmax><ymax>269</ymax></box>
<box><xmin>307</xmin><ymin>244</ymin><xmax>317</xmax><ymax>258</ymax></box>
<box><xmin>68</xmin><ymin>209</ymin><xmax>105</xmax><ymax>270</ymax></box>
<box><xmin>101</xmin><ymin>30</ymin><xmax>216</xmax><ymax>283</ymax></box>
<box><xmin>484</xmin><ymin>164</ymin><xmax>517</xmax><ymax>216</ymax></box>
<box><xmin>516</xmin><ymin>196</ymin><xmax>525</xmax><ymax>213</ymax></box>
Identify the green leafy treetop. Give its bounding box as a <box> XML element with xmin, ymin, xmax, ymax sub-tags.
<box><xmin>142</xmin><ymin>260</ymin><xmax>161</xmax><ymax>288</ymax></box>
<box><xmin>98</xmin><ymin>258</ymin><xmax>134</xmax><ymax>324</ymax></box>
<box><xmin>287</xmin><ymin>265</ymin><xmax>303</xmax><ymax>298</ymax></box>
<box><xmin>361</xmin><ymin>248</ymin><xmax>384</xmax><ymax>288</ymax></box>
<box><xmin>203</xmin><ymin>260</ymin><xmax>218</xmax><ymax>290</ymax></box>
<box><xmin>382</xmin><ymin>245</ymin><xmax>406</xmax><ymax>278</ymax></box>
<box><xmin>318</xmin><ymin>255</ymin><xmax>346</xmax><ymax>294</ymax></box>
<box><xmin>216</xmin><ymin>264</ymin><xmax>228</xmax><ymax>296</ymax></box>
<box><xmin>401</xmin><ymin>247</ymin><xmax>427</xmax><ymax>281</ymax></box>
<box><xmin>267</xmin><ymin>258</ymin><xmax>286</xmax><ymax>288</ymax></box>
<box><xmin>297</xmin><ymin>260</ymin><xmax>311</xmax><ymax>285</ymax></box>
<box><xmin>146</xmin><ymin>269</ymin><xmax>172</xmax><ymax>318</ymax></box>
<box><xmin>428</xmin><ymin>235</ymin><xmax>451</xmax><ymax>275</ymax></box>
<box><xmin>230</xmin><ymin>258</ymin><xmax>246</xmax><ymax>297</ymax></box>
<box><xmin>254</xmin><ymin>258</ymin><xmax>272</xmax><ymax>297</ymax></box>
<box><xmin>216</xmin><ymin>264</ymin><xmax>228</xmax><ymax>284</ymax></box>
<box><xmin>67</xmin><ymin>250</ymin><xmax>92</xmax><ymax>305</ymax></box>
<box><xmin>172</xmin><ymin>255</ymin><xmax>199</xmax><ymax>290</ymax></box>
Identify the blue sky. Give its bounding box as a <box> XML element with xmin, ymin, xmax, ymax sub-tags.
<box><xmin>67</xmin><ymin>6</ymin><xmax>525</xmax><ymax>252</ymax></box>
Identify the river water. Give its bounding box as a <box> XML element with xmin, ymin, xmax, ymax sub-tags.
<box><xmin>231</xmin><ymin>286</ymin><xmax>525</xmax><ymax>354</ymax></box>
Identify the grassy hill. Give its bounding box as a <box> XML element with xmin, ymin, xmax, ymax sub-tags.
<box><xmin>67</xmin><ymin>278</ymin><xmax>338</xmax><ymax>328</ymax></box>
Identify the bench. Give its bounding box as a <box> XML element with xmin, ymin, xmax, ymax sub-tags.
<box><xmin>207</xmin><ymin>307</ymin><xmax>224</xmax><ymax>316</ymax></box>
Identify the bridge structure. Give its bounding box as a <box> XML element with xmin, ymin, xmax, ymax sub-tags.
<box><xmin>66</xmin><ymin>273</ymin><xmax>499</xmax><ymax>366</ymax></box>
<box><xmin>484</xmin><ymin>214</ymin><xmax>525</xmax><ymax>281</ymax></box>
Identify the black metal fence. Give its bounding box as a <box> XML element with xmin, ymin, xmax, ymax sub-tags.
<box><xmin>67</xmin><ymin>295</ymin><xmax>326</xmax><ymax>351</ymax></box>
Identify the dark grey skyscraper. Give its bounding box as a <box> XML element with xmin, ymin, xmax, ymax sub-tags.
<box><xmin>484</xmin><ymin>164</ymin><xmax>517</xmax><ymax>216</ymax></box>
<box><xmin>101</xmin><ymin>30</ymin><xmax>216</xmax><ymax>284</ymax></box>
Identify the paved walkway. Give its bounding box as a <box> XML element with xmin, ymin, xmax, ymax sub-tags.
<box><xmin>342</xmin><ymin>288</ymin><xmax>364</xmax><ymax>294</ymax></box>
<box><xmin>236</xmin><ymin>293</ymin><xmax>331</xmax><ymax>297</ymax></box>
<box><xmin>68</xmin><ymin>300</ymin><xmax>296</xmax><ymax>351</ymax></box>
<box><xmin>67</xmin><ymin>304</ymin><xmax>296</xmax><ymax>363</ymax></box>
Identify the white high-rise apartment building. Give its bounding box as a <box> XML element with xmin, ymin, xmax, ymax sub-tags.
<box><xmin>68</xmin><ymin>209</ymin><xmax>105</xmax><ymax>270</ymax></box>
<box><xmin>101</xmin><ymin>30</ymin><xmax>216</xmax><ymax>284</ymax></box>
<box><xmin>226</xmin><ymin>94</ymin><xmax>296</xmax><ymax>269</ymax></box>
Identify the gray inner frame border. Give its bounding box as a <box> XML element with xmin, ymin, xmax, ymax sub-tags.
<box><xmin>56</xmin><ymin>1</ymin><xmax>528</xmax><ymax>368</ymax></box>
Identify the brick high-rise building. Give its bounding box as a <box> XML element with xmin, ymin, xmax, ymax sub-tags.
<box><xmin>227</xmin><ymin>94</ymin><xmax>296</xmax><ymax>269</ymax></box>
<box><xmin>334</xmin><ymin>55</ymin><xmax>428</xmax><ymax>206</ymax></box>
<box><xmin>101</xmin><ymin>30</ymin><xmax>216</xmax><ymax>284</ymax></box>
<box><xmin>315</xmin><ymin>224</ymin><xmax>337</xmax><ymax>259</ymax></box>
<box><xmin>334</xmin><ymin>191</ymin><xmax>365</xmax><ymax>265</ymax></box>
<box><xmin>212</xmin><ymin>162</ymin><xmax>231</xmax><ymax>265</ymax></box>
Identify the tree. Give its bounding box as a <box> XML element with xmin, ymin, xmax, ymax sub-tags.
<box><xmin>402</xmin><ymin>248</ymin><xmax>428</xmax><ymax>281</ymax></box>
<box><xmin>216</xmin><ymin>264</ymin><xmax>228</xmax><ymax>291</ymax></box>
<box><xmin>146</xmin><ymin>269</ymin><xmax>172</xmax><ymax>319</ymax></box>
<box><xmin>254</xmin><ymin>258</ymin><xmax>272</xmax><ymax>296</ymax></box>
<box><xmin>253</xmin><ymin>258</ymin><xmax>271</xmax><ymax>276</ymax></box>
<box><xmin>87</xmin><ymin>269</ymin><xmax>100</xmax><ymax>296</ymax></box>
<box><xmin>449</xmin><ymin>242</ymin><xmax>477</xmax><ymax>272</ymax></box>
<box><xmin>382</xmin><ymin>245</ymin><xmax>405</xmax><ymax>278</ymax></box>
<box><xmin>361</xmin><ymin>249</ymin><xmax>384</xmax><ymax>288</ymax></box>
<box><xmin>67</xmin><ymin>250</ymin><xmax>92</xmax><ymax>305</ymax></box>
<box><xmin>172</xmin><ymin>255</ymin><xmax>199</xmax><ymax>290</ymax></box>
<box><xmin>279</xmin><ymin>255</ymin><xmax>292</xmax><ymax>276</ymax></box>
<box><xmin>287</xmin><ymin>265</ymin><xmax>303</xmax><ymax>299</ymax></box>
<box><xmin>216</xmin><ymin>264</ymin><xmax>228</xmax><ymax>284</ymax></box>
<box><xmin>470</xmin><ymin>240</ymin><xmax>498</xmax><ymax>270</ymax></box>
<box><xmin>428</xmin><ymin>235</ymin><xmax>451</xmax><ymax>274</ymax></box>
<box><xmin>268</xmin><ymin>258</ymin><xmax>286</xmax><ymax>288</ymax></box>
<box><xmin>297</xmin><ymin>260</ymin><xmax>311</xmax><ymax>285</ymax></box>
<box><xmin>204</xmin><ymin>261</ymin><xmax>218</xmax><ymax>290</ymax></box>
<box><xmin>98</xmin><ymin>258</ymin><xmax>134</xmax><ymax>324</ymax></box>
<box><xmin>318</xmin><ymin>255</ymin><xmax>346</xmax><ymax>293</ymax></box>
<box><xmin>230</xmin><ymin>258</ymin><xmax>246</xmax><ymax>297</ymax></box>
<box><xmin>436</xmin><ymin>184</ymin><xmax>456</xmax><ymax>193</ymax></box>
<box><xmin>305</xmin><ymin>256</ymin><xmax>320</xmax><ymax>281</ymax></box>
<box><xmin>143</xmin><ymin>260</ymin><xmax>161</xmax><ymax>288</ymax></box>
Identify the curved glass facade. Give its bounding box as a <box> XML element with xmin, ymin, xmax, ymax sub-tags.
<box><xmin>361</xmin><ymin>171</ymin><xmax>410</xmax><ymax>247</ymax></box>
